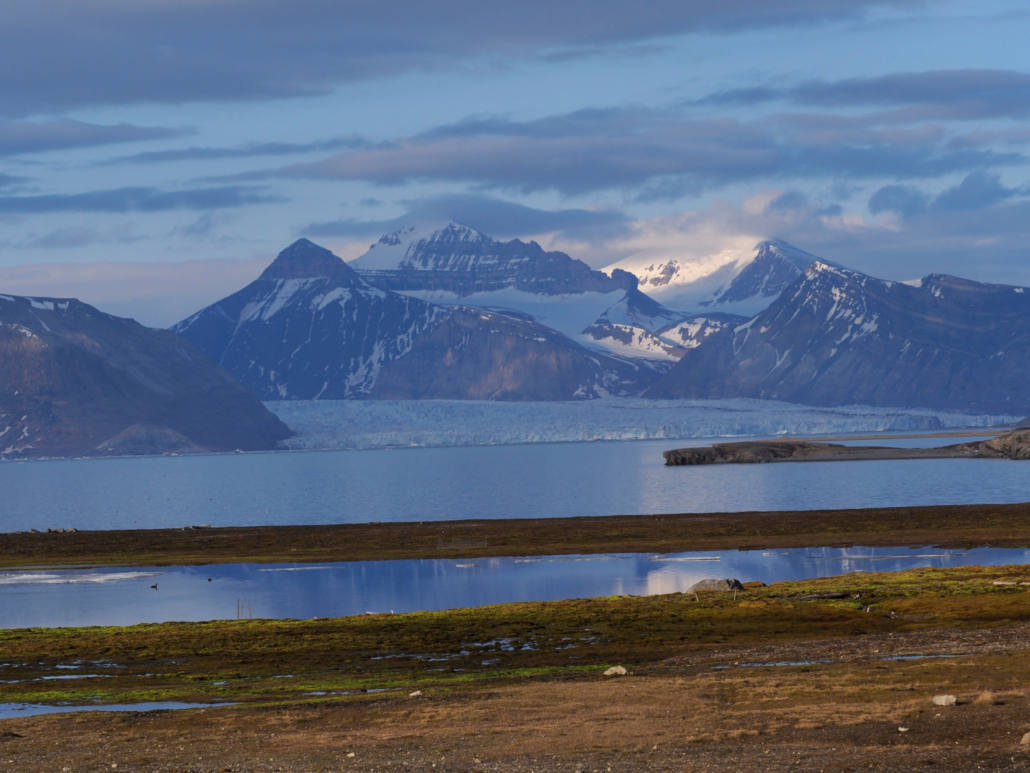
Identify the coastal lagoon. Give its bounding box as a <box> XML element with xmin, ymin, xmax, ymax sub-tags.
<box><xmin>0</xmin><ymin>434</ymin><xmax>1023</xmax><ymax>533</ymax></box>
<box><xmin>1</xmin><ymin>546</ymin><xmax>1028</xmax><ymax>628</ymax></box>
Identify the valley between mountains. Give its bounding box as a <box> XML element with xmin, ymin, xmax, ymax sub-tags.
<box><xmin>3</xmin><ymin>220</ymin><xmax>1030</xmax><ymax>457</ymax></box>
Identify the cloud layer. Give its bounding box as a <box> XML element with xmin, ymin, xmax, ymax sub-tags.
<box><xmin>701</xmin><ymin>69</ymin><xmax>1030</xmax><ymax>121</ymax></box>
<box><xmin>0</xmin><ymin>186</ymin><xmax>280</xmax><ymax>214</ymax></box>
<box><xmin>0</xmin><ymin>0</ymin><xmax>926</xmax><ymax>115</ymax></box>
<box><xmin>0</xmin><ymin>120</ymin><xmax>184</xmax><ymax>157</ymax></box>
<box><xmin>264</xmin><ymin>106</ymin><xmax>1023</xmax><ymax>197</ymax></box>
<box><xmin>303</xmin><ymin>194</ymin><xmax>628</xmax><ymax>241</ymax></box>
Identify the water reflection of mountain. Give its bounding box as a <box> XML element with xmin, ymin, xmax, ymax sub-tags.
<box><xmin>3</xmin><ymin>547</ymin><xmax>1030</xmax><ymax>629</ymax></box>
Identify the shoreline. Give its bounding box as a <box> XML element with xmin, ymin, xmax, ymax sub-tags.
<box><xmin>663</xmin><ymin>429</ymin><xmax>1030</xmax><ymax>466</ymax></box>
<box><xmin>4</xmin><ymin>501</ymin><xmax>1030</xmax><ymax>568</ymax></box>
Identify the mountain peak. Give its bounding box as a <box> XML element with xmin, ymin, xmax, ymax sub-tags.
<box><xmin>259</xmin><ymin>239</ymin><xmax>358</xmax><ymax>280</ymax></box>
<box><xmin>354</xmin><ymin>222</ymin><xmax>490</xmax><ymax>271</ymax></box>
<box><xmin>754</xmin><ymin>239</ymin><xmax>830</xmax><ymax>272</ymax></box>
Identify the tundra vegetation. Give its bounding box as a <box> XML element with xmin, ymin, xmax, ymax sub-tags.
<box><xmin>5</xmin><ymin>564</ymin><xmax>1030</xmax><ymax>770</ymax></box>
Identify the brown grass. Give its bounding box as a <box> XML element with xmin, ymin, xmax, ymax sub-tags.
<box><xmin>4</xmin><ymin>500</ymin><xmax>1030</xmax><ymax>568</ymax></box>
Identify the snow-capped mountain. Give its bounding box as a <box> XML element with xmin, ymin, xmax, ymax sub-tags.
<box><xmin>172</xmin><ymin>239</ymin><xmax>441</xmax><ymax>400</ymax></box>
<box><xmin>350</xmin><ymin>222</ymin><xmax>698</xmax><ymax>361</ymax></box>
<box><xmin>648</xmin><ymin>261</ymin><xmax>1030</xmax><ymax>413</ymax></box>
<box><xmin>172</xmin><ymin>239</ymin><xmax>666</xmax><ymax>401</ymax></box>
<box><xmin>350</xmin><ymin>221</ymin><xmax>637</xmax><ymax>295</ymax></box>
<box><xmin>604</xmin><ymin>239</ymin><xmax>831</xmax><ymax>316</ymax></box>
<box><xmin>0</xmin><ymin>293</ymin><xmax>290</xmax><ymax>458</ymax></box>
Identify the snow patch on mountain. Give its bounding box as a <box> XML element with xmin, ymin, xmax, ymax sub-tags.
<box><xmin>604</xmin><ymin>239</ymin><xmax>829</xmax><ymax>315</ymax></box>
<box><xmin>399</xmin><ymin>285</ymin><xmax>692</xmax><ymax>361</ymax></box>
<box><xmin>267</xmin><ymin>398</ymin><xmax>1015</xmax><ymax>451</ymax></box>
<box><xmin>349</xmin><ymin>222</ymin><xmax>487</xmax><ymax>272</ymax></box>
<box><xmin>394</xmin><ymin>286</ymin><xmax>622</xmax><ymax>340</ymax></box>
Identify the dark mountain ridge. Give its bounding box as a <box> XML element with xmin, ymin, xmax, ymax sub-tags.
<box><xmin>648</xmin><ymin>261</ymin><xmax>1030</xmax><ymax>413</ymax></box>
<box><xmin>172</xmin><ymin>239</ymin><xmax>663</xmax><ymax>401</ymax></box>
<box><xmin>712</xmin><ymin>240</ymin><xmax>832</xmax><ymax>305</ymax></box>
<box><xmin>0</xmin><ymin>293</ymin><xmax>291</xmax><ymax>458</ymax></box>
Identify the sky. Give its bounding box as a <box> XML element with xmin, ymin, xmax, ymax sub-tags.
<box><xmin>2</xmin><ymin>0</ymin><xmax>1030</xmax><ymax>326</ymax></box>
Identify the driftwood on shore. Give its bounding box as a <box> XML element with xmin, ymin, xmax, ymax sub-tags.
<box><xmin>663</xmin><ymin>429</ymin><xmax>1030</xmax><ymax>466</ymax></box>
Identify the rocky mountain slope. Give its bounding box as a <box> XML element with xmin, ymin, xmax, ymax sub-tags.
<box><xmin>172</xmin><ymin>239</ymin><xmax>664</xmax><ymax>401</ymax></box>
<box><xmin>350</xmin><ymin>222</ymin><xmax>637</xmax><ymax>296</ymax></box>
<box><xmin>0</xmin><ymin>294</ymin><xmax>291</xmax><ymax>458</ymax></box>
<box><xmin>647</xmin><ymin>262</ymin><xmax>1030</xmax><ymax>413</ymax></box>
<box><xmin>582</xmin><ymin>289</ymin><xmax>742</xmax><ymax>361</ymax></box>
<box><xmin>350</xmin><ymin>222</ymin><xmax>707</xmax><ymax>362</ymax></box>
<box><xmin>604</xmin><ymin>240</ymin><xmax>829</xmax><ymax>316</ymax></box>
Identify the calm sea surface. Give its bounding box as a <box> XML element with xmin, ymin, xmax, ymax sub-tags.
<box><xmin>1</xmin><ymin>546</ymin><xmax>1027</xmax><ymax>628</ymax></box>
<box><xmin>0</xmin><ymin>435</ymin><xmax>1025</xmax><ymax>533</ymax></box>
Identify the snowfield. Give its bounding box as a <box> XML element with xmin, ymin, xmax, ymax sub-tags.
<box><xmin>265</xmin><ymin>399</ymin><xmax>1017</xmax><ymax>451</ymax></box>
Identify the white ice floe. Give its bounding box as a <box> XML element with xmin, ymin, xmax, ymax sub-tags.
<box><xmin>0</xmin><ymin>571</ymin><xmax>162</xmax><ymax>585</ymax></box>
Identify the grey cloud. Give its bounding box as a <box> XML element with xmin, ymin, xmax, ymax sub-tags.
<box><xmin>0</xmin><ymin>186</ymin><xmax>281</xmax><ymax>214</ymax></box>
<box><xmin>795</xmin><ymin>71</ymin><xmax>1030</xmax><ymax>115</ymax></box>
<box><xmin>778</xmin><ymin>197</ymin><xmax>1030</xmax><ymax>285</ymax></box>
<box><xmin>172</xmin><ymin>213</ymin><xmax>222</xmax><ymax>239</ymax></box>
<box><xmin>931</xmin><ymin>171</ymin><xmax>1028</xmax><ymax>211</ymax></box>
<box><xmin>302</xmin><ymin>194</ymin><xmax>629</xmax><ymax>241</ymax></box>
<box><xmin>765</xmin><ymin>191</ymin><xmax>808</xmax><ymax>213</ymax></box>
<box><xmin>267</xmin><ymin>108</ymin><xmax>1023</xmax><ymax>197</ymax></box>
<box><xmin>0</xmin><ymin>120</ymin><xmax>185</xmax><ymax>157</ymax></box>
<box><xmin>700</xmin><ymin>70</ymin><xmax>1030</xmax><ymax>122</ymax></box>
<box><xmin>17</xmin><ymin>224</ymin><xmax>144</xmax><ymax>250</ymax></box>
<box><xmin>869</xmin><ymin>184</ymin><xmax>930</xmax><ymax>216</ymax></box>
<box><xmin>869</xmin><ymin>171</ymin><xmax>1029</xmax><ymax>218</ymax></box>
<box><xmin>536</xmin><ymin>41</ymin><xmax>671</xmax><ymax>64</ymax></box>
<box><xmin>105</xmin><ymin>137</ymin><xmax>367</xmax><ymax>166</ymax></box>
<box><xmin>0</xmin><ymin>0</ymin><xmax>926</xmax><ymax>115</ymax></box>
<box><xmin>948</xmin><ymin>128</ymin><xmax>1030</xmax><ymax>149</ymax></box>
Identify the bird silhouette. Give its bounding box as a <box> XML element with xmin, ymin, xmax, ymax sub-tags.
<box><xmin>150</xmin><ymin>583</ymin><xmax>158</xmax><ymax>590</ymax></box>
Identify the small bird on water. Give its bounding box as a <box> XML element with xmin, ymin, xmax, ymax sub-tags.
<box><xmin>151</xmin><ymin>583</ymin><xmax>158</xmax><ymax>590</ymax></box>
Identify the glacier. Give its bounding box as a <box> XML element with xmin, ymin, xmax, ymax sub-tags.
<box><xmin>265</xmin><ymin>398</ymin><xmax>1017</xmax><ymax>452</ymax></box>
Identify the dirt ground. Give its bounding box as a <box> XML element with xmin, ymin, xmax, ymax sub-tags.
<box><xmin>5</xmin><ymin>624</ymin><xmax>1030</xmax><ymax>773</ymax></box>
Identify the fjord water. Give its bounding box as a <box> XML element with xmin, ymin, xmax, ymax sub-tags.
<box><xmin>1</xmin><ymin>546</ymin><xmax>1028</xmax><ymax>628</ymax></box>
<box><xmin>0</xmin><ymin>435</ymin><xmax>1025</xmax><ymax>533</ymax></box>
<box><xmin>0</xmin><ymin>436</ymin><xmax>1025</xmax><ymax>532</ymax></box>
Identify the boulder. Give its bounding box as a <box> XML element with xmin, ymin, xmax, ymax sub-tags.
<box><xmin>687</xmin><ymin>578</ymin><xmax>745</xmax><ymax>593</ymax></box>
<box><xmin>932</xmin><ymin>694</ymin><xmax>957</xmax><ymax>706</ymax></box>
<box><xmin>1021</xmin><ymin>732</ymin><xmax>1030</xmax><ymax>745</ymax></box>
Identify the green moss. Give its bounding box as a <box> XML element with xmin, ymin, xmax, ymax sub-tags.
<box><xmin>3</xmin><ymin>564</ymin><xmax>1030</xmax><ymax>708</ymax></box>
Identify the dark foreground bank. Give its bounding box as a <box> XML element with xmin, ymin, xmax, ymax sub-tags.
<box><xmin>4</xmin><ymin>501</ymin><xmax>1030</xmax><ymax>568</ymax></box>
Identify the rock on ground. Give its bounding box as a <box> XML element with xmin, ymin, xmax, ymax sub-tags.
<box><xmin>687</xmin><ymin>578</ymin><xmax>745</xmax><ymax>593</ymax></box>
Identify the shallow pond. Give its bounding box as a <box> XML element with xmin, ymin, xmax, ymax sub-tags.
<box><xmin>2</xmin><ymin>545</ymin><xmax>1027</xmax><ymax>628</ymax></box>
<box><xmin>0</xmin><ymin>701</ymin><xmax>232</xmax><ymax>719</ymax></box>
